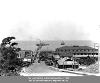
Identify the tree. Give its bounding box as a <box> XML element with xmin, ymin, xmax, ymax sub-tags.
<box><xmin>34</xmin><ymin>41</ymin><xmax>49</xmax><ymax>63</ymax></box>
<box><xmin>0</xmin><ymin>36</ymin><xmax>23</xmax><ymax>76</ymax></box>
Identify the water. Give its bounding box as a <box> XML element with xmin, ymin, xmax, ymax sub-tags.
<box><xmin>16</xmin><ymin>40</ymin><xmax>94</xmax><ymax>51</ymax></box>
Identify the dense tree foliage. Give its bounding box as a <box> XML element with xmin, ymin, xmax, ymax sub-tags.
<box><xmin>75</xmin><ymin>56</ymin><xmax>98</xmax><ymax>66</ymax></box>
<box><xmin>0</xmin><ymin>37</ymin><xmax>31</xmax><ymax>76</ymax></box>
<box><xmin>39</xmin><ymin>51</ymin><xmax>58</xmax><ymax>66</ymax></box>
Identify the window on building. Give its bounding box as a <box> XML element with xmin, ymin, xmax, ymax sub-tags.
<box><xmin>77</xmin><ymin>53</ymin><xmax>79</xmax><ymax>55</ymax></box>
<box><xmin>73</xmin><ymin>53</ymin><xmax>76</xmax><ymax>55</ymax></box>
<box><xmin>84</xmin><ymin>49</ymin><xmax>86</xmax><ymax>51</ymax></box>
<box><xmin>96</xmin><ymin>53</ymin><xmax>98</xmax><ymax>55</ymax></box>
<box><xmin>95</xmin><ymin>49</ymin><xmax>98</xmax><ymax>51</ymax></box>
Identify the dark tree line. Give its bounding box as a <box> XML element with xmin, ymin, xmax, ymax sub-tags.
<box><xmin>75</xmin><ymin>56</ymin><xmax>98</xmax><ymax>66</ymax></box>
<box><xmin>0</xmin><ymin>37</ymin><xmax>32</xmax><ymax>76</ymax></box>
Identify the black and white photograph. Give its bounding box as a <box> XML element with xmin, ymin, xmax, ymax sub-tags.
<box><xmin>0</xmin><ymin>0</ymin><xmax>100</xmax><ymax>83</ymax></box>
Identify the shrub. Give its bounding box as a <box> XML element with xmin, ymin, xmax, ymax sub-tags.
<box><xmin>0</xmin><ymin>37</ymin><xmax>32</xmax><ymax>76</ymax></box>
<box><xmin>76</xmin><ymin>56</ymin><xmax>98</xmax><ymax>66</ymax></box>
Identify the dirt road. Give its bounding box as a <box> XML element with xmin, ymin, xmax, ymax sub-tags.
<box><xmin>20</xmin><ymin>62</ymin><xmax>83</xmax><ymax>76</ymax></box>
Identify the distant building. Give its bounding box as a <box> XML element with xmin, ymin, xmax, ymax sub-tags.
<box><xmin>18</xmin><ymin>50</ymin><xmax>33</xmax><ymax>59</ymax></box>
<box><xmin>55</xmin><ymin>46</ymin><xmax>98</xmax><ymax>57</ymax></box>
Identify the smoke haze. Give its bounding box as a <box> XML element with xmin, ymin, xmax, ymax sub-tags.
<box><xmin>0</xmin><ymin>0</ymin><xmax>100</xmax><ymax>43</ymax></box>
<box><xmin>9</xmin><ymin>21</ymin><xmax>91</xmax><ymax>41</ymax></box>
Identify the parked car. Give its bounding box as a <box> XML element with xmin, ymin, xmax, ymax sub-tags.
<box><xmin>45</xmin><ymin>59</ymin><xmax>54</xmax><ymax>66</ymax></box>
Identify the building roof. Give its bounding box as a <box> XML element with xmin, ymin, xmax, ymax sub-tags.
<box><xmin>56</xmin><ymin>46</ymin><xmax>96</xmax><ymax>50</ymax></box>
<box><xmin>56</xmin><ymin>46</ymin><xmax>98</xmax><ymax>54</ymax></box>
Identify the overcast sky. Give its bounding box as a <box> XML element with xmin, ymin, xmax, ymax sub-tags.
<box><xmin>0</xmin><ymin>0</ymin><xmax>100</xmax><ymax>43</ymax></box>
